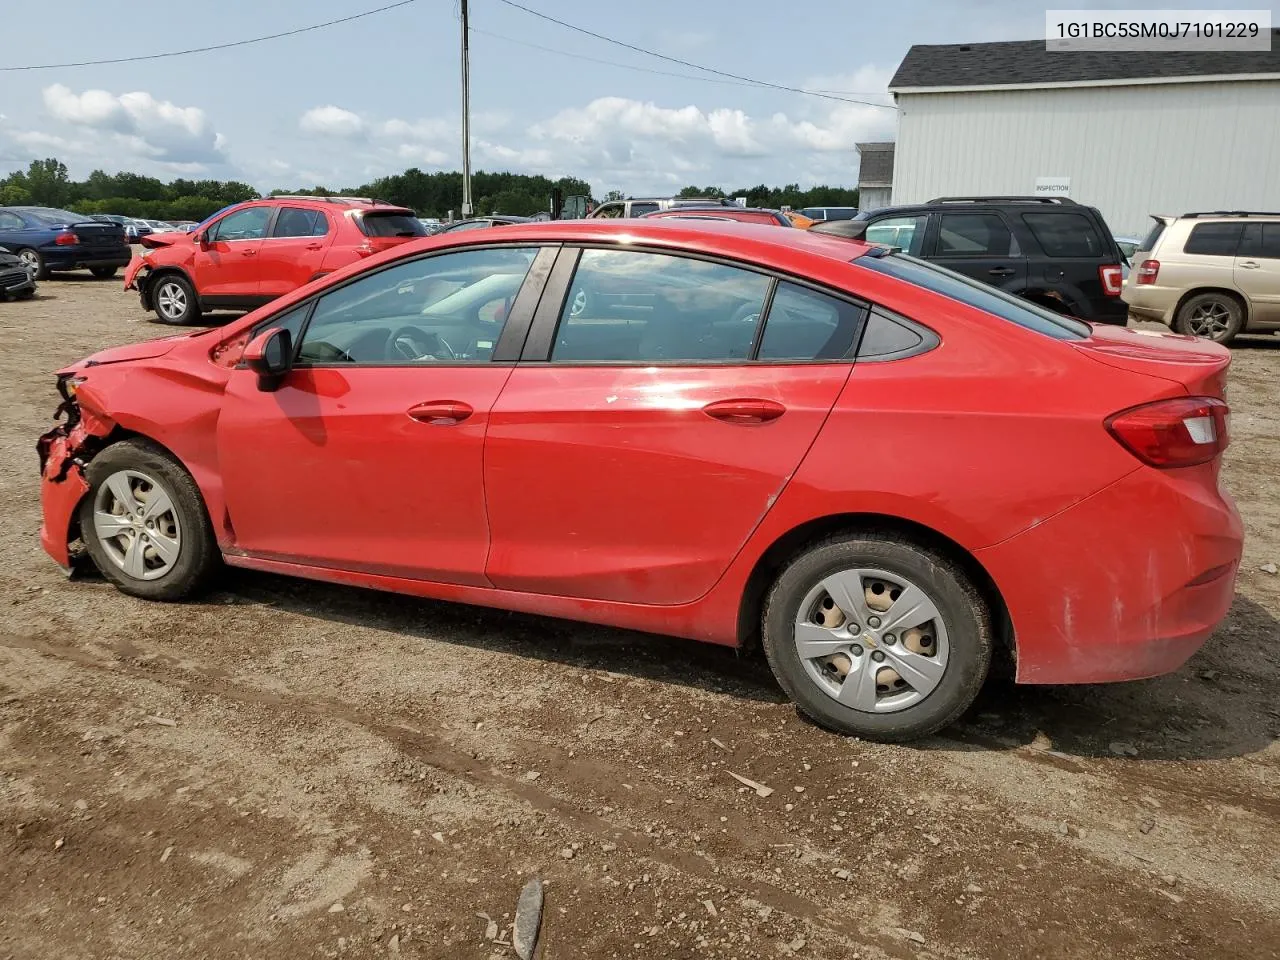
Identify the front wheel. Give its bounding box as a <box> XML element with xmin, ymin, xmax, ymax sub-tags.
<box><xmin>17</xmin><ymin>248</ymin><xmax>47</xmax><ymax>280</ymax></box>
<box><xmin>151</xmin><ymin>274</ymin><xmax>201</xmax><ymax>325</ymax></box>
<box><xmin>79</xmin><ymin>439</ymin><xmax>218</xmax><ymax>601</ymax></box>
<box><xmin>762</xmin><ymin>535</ymin><xmax>992</xmax><ymax>742</ymax></box>
<box><xmin>90</xmin><ymin>266</ymin><xmax>118</xmax><ymax>279</ymax></box>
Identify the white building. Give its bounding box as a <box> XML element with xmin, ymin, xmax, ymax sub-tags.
<box><xmin>855</xmin><ymin>142</ymin><xmax>895</xmax><ymax>212</ymax></box>
<box><xmin>888</xmin><ymin>36</ymin><xmax>1280</xmax><ymax>238</ymax></box>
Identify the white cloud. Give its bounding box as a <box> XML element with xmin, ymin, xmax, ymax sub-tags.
<box><xmin>39</xmin><ymin>83</ymin><xmax>226</xmax><ymax>167</ymax></box>
<box><xmin>300</xmin><ymin>105</ymin><xmax>366</xmax><ymax>139</ymax></box>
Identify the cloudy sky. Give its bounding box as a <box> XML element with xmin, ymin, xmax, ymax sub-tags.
<box><xmin>0</xmin><ymin>0</ymin><xmax>1256</xmax><ymax>194</ymax></box>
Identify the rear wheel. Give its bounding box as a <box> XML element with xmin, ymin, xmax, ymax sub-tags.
<box><xmin>151</xmin><ymin>274</ymin><xmax>201</xmax><ymax>325</ymax></box>
<box><xmin>1174</xmin><ymin>293</ymin><xmax>1243</xmax><ymax>344</ymax></box>
<box><xmin>90</xmin><ymin>266</ymin><xmax>118</xmax><ymax>279</ymax></box>
<box><xmin>762</xmin><ymin>535</ymin><xmax>992</xmax><ymax>742</ymax></box>
<box><xmin>79</xmin><ymin>439</ymin><xmax>218</xmax><ymax>601</ymax></box>
<box><xmin>17</xmin><ymin>248</ymin><xmax>47</xmax><ymax>280</ymax></box>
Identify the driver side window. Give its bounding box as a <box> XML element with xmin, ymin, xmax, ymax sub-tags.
<box><xmin>296</xmin><ymin>247</ymin><xmax>539</xmax><ymax>365</ymax></box>
<box><xmin>207</xmin><ymin>206</ymin><xmax>271</xmax><ymax>242</ymax></box>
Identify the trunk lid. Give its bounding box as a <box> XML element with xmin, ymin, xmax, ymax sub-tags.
<box><xmin>68</xmin><ymin>220</ymin><xmax>127</xmax><ymax>248</ymax></box>
<box><xmin>1071</xmin><ymin>324</ymin><xmax>1230</xmax><ymax>397</ymax></box>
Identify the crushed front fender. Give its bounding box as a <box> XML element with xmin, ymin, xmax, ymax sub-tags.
<box><xmin>37</xmin><ymin>398</ymin><xmax>115</xmax><ymax>570</ymax></box>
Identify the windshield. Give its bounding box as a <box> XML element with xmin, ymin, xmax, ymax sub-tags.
<box><xmin>856</xmin><ymin>252</ymin><xmax>1091</xmax><ymax>340</ymax></box>
<box><xmin>28</xmin><ymin>208</ymin><xmax>89</xmax><ymax>225</ymax></box>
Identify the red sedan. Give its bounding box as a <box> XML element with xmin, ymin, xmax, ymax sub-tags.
<box><xmin>38</xmin><ymin>220</ymin><xmax>1242</xmax><ymax>741</ymax></box>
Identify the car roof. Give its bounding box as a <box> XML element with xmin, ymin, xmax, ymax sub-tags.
<box><xmin>410</xmin><ymin>218</ymin><xmax>873</xmax><ymax>265</ymax></box>
<box><xmin>239</xmin><ymin>196</ymin><xmax>415</xmax><ymax>213</ymax></box>
<box><xmin>645</xmin><ymin>205</ymin><xmax>783</xmax><ymax>216</ymax></box>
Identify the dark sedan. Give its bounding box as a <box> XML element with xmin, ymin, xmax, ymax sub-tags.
<box><xmin>0</xmin><ymin>206</ymin><xmax>132</xmax><ymax>279</ymax></box>
<box><xmin>0</xmin><ymin>245</ymin><xmax>37</xmax><ymax>300</ymax></box>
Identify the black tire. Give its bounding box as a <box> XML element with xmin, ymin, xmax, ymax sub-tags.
<box><xmin>17</xmin><ymin>248</ymin><xmax>48</xmax><ymax>280</ymax></box>
<box><xmin>78</xmin><ymin>439</ymin><xmax>219</xmax><ymax>601</ymax></box>
<box><xmin>762</xmin><ymin>535</ymin><xmax>992</xmax><ymax>742</ymax></box>
<box><xmin>90</xmin><ymin>266</ymin><xmax>118</xmax><ymax>279</ymax></box>
<box><xmin>1173</xmin><ymin>292</ymin><xmax>1244</xmax><ymax>344</ymax></box>
<box><xmin>150</xmin><ymin>272</ymin><xmax>201</xmax><ymax>325</ymax></box>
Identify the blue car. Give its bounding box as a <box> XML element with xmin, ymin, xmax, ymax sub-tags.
<box><xmin>0</xmin><ymin>206</ymin><xmax>132</xmax><ymax>280</ymax></box>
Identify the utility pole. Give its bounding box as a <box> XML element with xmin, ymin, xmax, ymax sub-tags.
<box><xmin>460</xmin><ymin>0</ymin><xmax>473</xmax><ymax>217</ymax></box>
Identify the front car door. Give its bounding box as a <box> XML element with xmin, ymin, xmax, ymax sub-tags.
<box><xmin>216</xmin><ymin>244</ymin><xmax>554</xmax><ymax>585</ymax></box>
<box><xmin>483</xmin><ymin>246</ymin><xmax>861</xmax><ymax>605</ymax></box>
<box><xmin>196</xmin><ymin>205</ymin><xmax>273</xmax><ymax>298</ymax></box>
<box><xmin>1235</xmin><ymin>221</ymin><xmax>1280</xmax><ymax>325</ymax></box>
<box><xmin>926</xmin><ymin>211</ymin><xmax>1028</xmax><ymax>293</ymax></box>
<box><xmin>257</xmin><ymin>206</ymin><xmax>334</xmax><ymax>297</ymax></box>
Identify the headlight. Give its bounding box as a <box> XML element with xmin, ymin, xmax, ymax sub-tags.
<box><xmin>57</xmin><ymin>375</ymin><xmax>86</xmax><ymax>401</ymax></box>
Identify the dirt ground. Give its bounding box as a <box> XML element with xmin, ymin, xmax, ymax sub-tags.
<box><xmin>1</xmin><ymin>273</ymin><xmax>1277</xmax><ymax>960</ymax></box>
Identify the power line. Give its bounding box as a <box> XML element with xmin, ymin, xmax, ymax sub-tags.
<box><xmin>492</xmin><ymin>0</ymin><xmax>896</xmax><ymax>109</ymax></box>
<box><xmin>472</xmin><ymin>25</ymin><xmax>894</xmax><ymax>100</ymax></box>
<box><xmin>0</xmin><ymin>0</ymin><xmax>424</xmax><ymax>72</ymax></box>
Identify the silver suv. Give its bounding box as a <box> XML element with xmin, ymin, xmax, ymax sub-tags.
<box><xmin>586</xmin><ymin>197</ymin><xmax>739</xmax><ymax>219</ymax></box>
<box><xmin>1122</xmin><ymin>211</ymin><xmax>1280</xmax><ymax>344</ymax></box>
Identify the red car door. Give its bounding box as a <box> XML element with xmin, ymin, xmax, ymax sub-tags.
<box><xmin>257</xmin><ymin>206</ymin><xmax>334</xmax><ymax>298</ymax></box>
<box><xmin>194</xmin><ymin>205</ymin><xmax>272</xmax><ymax>298</ymax></box>
<box><xmin>215</xmin><ymin>245</ymin><xmax>548</xmax><ymax>585</ymax></box>
<box><xmin>484</xmin><ymin>248</ymin><xmax>858</xmax><ymax>605</ymax></box>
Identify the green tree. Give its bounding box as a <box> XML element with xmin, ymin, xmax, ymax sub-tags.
<box><xmin>21</xmin><ymin>158</ymin><xmax>72</xmax><ymax>207</ymax></box>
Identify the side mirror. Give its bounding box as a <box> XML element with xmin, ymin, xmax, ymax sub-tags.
<box><xmin>196</xmin><ymin>231</ymin><xmax>211</xmax><ymax>247</ymax></box>
<box><xmin>243</xmin><ymin>327</ymin><xmax>293</xmax><ymax>391</ymax></box>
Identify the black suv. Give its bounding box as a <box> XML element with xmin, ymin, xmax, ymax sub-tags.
<box><xmin>814</xmin><ymin>197</ymin><xmax>1128</xmax><ymax>324</ymax></box>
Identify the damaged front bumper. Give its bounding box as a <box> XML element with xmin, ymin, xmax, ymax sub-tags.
<box><xmin>36</xmin><ymin>382</ymin><xmax>112</xmax><ymax>570</ymax></box>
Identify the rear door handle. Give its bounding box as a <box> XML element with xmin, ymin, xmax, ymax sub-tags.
<box><xmin>703</xmin><ymin>398</ymin><xmax>786</xmax><ymax>424</ymax></box>
<box><xmin>988</xmin><ymin>267</ymin><xmax>1016</xmax><ymax>277</ymax></box>
<box><xmin>1240</xmin><ymin>260</ymin><xmax>1261</xmax><ymax>269</ymax></box>
<box><xmin>241</xmin><ymin>249</ymin><xmax>257</xmax><ymax>257</ymax></box>
<box><xmin>407</xmin><ymin>400</ymin><xmax>473</xmax><ymax>424</ymax></box>
<box><xmin>305</xmin><ymin>243</ymin><xmax>324</xmax><ymax>250</ymax></box>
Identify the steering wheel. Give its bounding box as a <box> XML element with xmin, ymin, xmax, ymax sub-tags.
<box><xmin>390</xmin><ymin>326</ymin><xmax>456</xmax><ymax>362</ymax></box>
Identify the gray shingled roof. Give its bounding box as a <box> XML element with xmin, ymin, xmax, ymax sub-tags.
<box><xmin>889</xmin><ymin>33</ymin><xmax>1280</xmax><ymax>89</ymax></box>
<box><xmin>856</xmin><ymin>143</ymin><xmax>895</xmax><ymax>187</ymax></box>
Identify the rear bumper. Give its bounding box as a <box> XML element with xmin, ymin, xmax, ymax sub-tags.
<box><xmin>1122</xmin><ymin>287</ymin><xmax>1175</xmax><ymax>325</ymax></box>
<box><xmin>1085</xmin><ymin>297</ymin><xmax>1129</xmax><ymax>325</ymax></box>
<box><xmin>44</xmin><ymin>247</ymin><xmax>132</xmax><ymax>271</ymax></box>
<box><xmin>978</xmin><ymin>465</ymin><xmax>1242</xmax><ymax>685</ymax></box>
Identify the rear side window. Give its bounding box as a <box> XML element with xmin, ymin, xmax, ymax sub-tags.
<box><xmin>272</xmin><ymin>207</ymin><xmax>329</xmax><ymax>238</ymax></box>
<box><xmin>757</xmin><ymin>283</ymin><xmax>864</xmax><ymax>361</ymax></box>
<box><xmin>856</xmin><ymin>309</ymin><xmax>929</xmax><ymax>360</ymax></box>
<box><xmin>552</xmin><ymin>249</ymin><xmax>769</xmax><ymax>362</ymax></box>
<box><xmin>359</xmin><ymin>213</ymin><xmax>427</xmax><ymax>238</ymax></box>
<box><xmin>1139</xmin><ymin>219</ymin><xmax>1167</xmax><ymax>252</ymax></box>
<box><xmin>864</xmin><ymin>215</ymin><xmax>928</xmax><ymax>256</ymax></box>
<box><xmin>1021</xmin><ymin>212</ymin><xmax>1104</xmax><ymax>257</ymax></box>
<box><xmin>856</xmin><ymin>253</ymin><xmax>1090</xmax><ymax>340</ymax></box>
<box><xmin>1183</xmin><ymin>222</ymin><xmax>1243</xmax><ymax>256</ymax></box>
<box><xmin>628</xmin><ymin>202</ymin><xmax>659</xmax><ymax>217</ymax></box>
<box><xmin>936</xmin><ymin>213</ymin><xmax>1015</xmax><ymax>256</ymax></box>
<box><xmin>1238</xmin><ymin>223</ymin><xmax>1280</xmax><ymax>259</ymax></box>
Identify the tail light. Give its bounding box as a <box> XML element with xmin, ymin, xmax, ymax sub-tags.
<box><xmin>1106</xmin><ymin>397</ymin><xmax>1229</xmax><ymax>468</ymax></box>
<box><xmin>1098</xmin><ymin>263</ymin><xmax>1123</xmax><ymax>296</ymax></box>
<box><xmin>1135</xmin><ymin>259</ymin><xmax>1160</xmax><ymax>285</ymax></box>
<box><xmin>55</xmin><ymin>231</ymin><xmax>79</xmax><ymax>246</ymax></box>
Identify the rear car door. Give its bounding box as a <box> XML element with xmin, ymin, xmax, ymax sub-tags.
<box><xmin>1019</xmin><ymin>209</ymin><xmax>1122</xmax><ymax>320</ymax></box>
<box><xmin>216</xmin><ymin>244</ymin><xmax>553</xmax><ymax>584</ymax></box>
<box><xmin>927</xmin><ymin>211</ymin><xmax>1027</xmax><ymax>291</ymax></box>
<box><xmin>1235</xmin><ymin>222</ymin><xmax>1280</xmax><ymax>324</ymax></box>
<box><xmin>258</xmin><ymin>206</ymin><xmax>333</xmax><ymax>297</ymax></box>
<box><xmin>196</xmin><ymin>205</ymin><xmax>272</xmax><ymax>297</ymax></box>
<box><xmin>483</xmin><ymin>246</ymin><xmax>860</xmax><ymax>605</ymax></box>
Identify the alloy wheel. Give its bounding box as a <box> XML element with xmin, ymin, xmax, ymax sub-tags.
<box><xmin>793</xmin><ymin>568</ymin><xmax>950</xmax><ymax>713</ymax></box>
<box><xmin>1186</xmin><ymin>301</ymin><xmax>1232</xmax><ymax>340</ymax></box>
<box><xmin>91</xmin><ymin>469</ymin><xmax>182</xmax><ymax>580</ymax></box>
<box><xmin>156</xmin><ymin>281</ymin><xmax>188</xmax><ymax>321</ymax></box>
